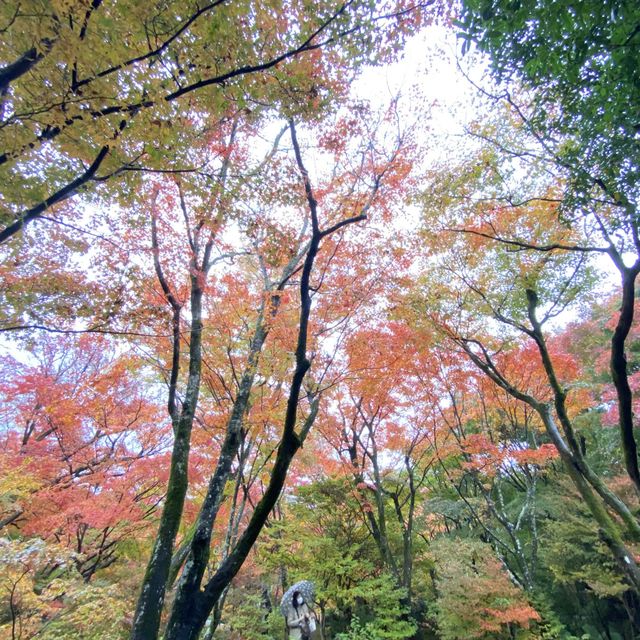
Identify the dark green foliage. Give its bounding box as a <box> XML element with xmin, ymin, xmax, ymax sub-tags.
<box><xmin>534</xmin><ymin>475</ymin><xmax>640</xmax><ymax>637</ymax></box>
<box><xmin>215</xmin><ymin>593</ymin><xmax>282</xmax><ymax>640</ymax></box>
<box><xmin>458</xmin><ymin>0</ymin><xmax>640</xmax><ymax>209</ymax></box>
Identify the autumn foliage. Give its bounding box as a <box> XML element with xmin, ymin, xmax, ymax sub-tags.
<box><xmin>2</xmin><ymin>2</ymin><xmax>640</xmax><ymax>640</ymax></box>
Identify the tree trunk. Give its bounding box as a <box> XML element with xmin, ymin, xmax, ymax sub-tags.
<box><xmin>610</xmin><ymin>269</ymin><xmax>640</xmax><ymax>495</ymax></box>
<box><xmin>130</xmin><ymin>277</ymin><xmax>204</xmax><ymax>640</ymax></box>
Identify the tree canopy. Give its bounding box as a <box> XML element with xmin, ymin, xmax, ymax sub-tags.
<box><xmin>1</xmin><ymin>2</ymin><xmax>640</xmax><ymax>640</ymax></box>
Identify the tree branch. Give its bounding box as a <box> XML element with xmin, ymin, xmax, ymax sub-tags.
<box><xmin>0</xmin><ymin>145</ymin><xmax>110</xmax><ymax>244</ymax></box>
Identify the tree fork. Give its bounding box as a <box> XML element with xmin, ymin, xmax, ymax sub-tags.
<box><xmin>162</xmin><ymin>119</ymin><xmax>366</xmax><ymax>640</ymax></box>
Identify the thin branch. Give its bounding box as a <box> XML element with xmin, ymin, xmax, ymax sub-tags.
<box><xmin>0</xmin><ymin>323</ymin><xmax>169</xmax><ymax>338</ymax></box>
<box><xmin>447</xmin><ymin>227</ymin><xmax>609</xmax><ymax>254</ymax></box>
<box><xmin>36</xmin><ymin>215</ymin><xmax>123</xmax><ymax>250</ymax></box>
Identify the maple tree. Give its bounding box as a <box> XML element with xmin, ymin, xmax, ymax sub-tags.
<box><xmin>23</xmin><ymin>85</ymin><xmax>415</xmax><ymax>639</ymax></box>
<box><xmin>0</xmin><ymin>0</ymin><xmax>434</xmax><ymax>245</ymax></box>
<box><xmin>423</xmin><ymin>352</ymin><xmax>557</xmax><ymax>593</ymax></box>
<box><xmin>419</xmin><ymin>226</ymin><xmax>640</xmax><ymax>591</ymax></box>
<box><xmin>315</xmin><ymin>321</ymin><xmax>434</xmax><ymax>603</ymax></box>
<box><xmin>0</xmin><ymin>333</ymin><xmax>167</xmax><ymax>577</ymax></box>
<box><xmin>158</xmin><ymin>93</ymin><xmax>416</xmax><ymax>638</ymax></box>
<box><xmin>430</xmin><ymin>537</ymin><xmax>539</xmax><ymax>639</ymax></box>
<box><xmin>458</xmin><ymin>0</ymin><xmax>640</xmax><ymax>496</ymax></box>
<box><xmin>414</xmin><ymin>67</ymin><xmax>640</xmax><ymax>593</ymax></box>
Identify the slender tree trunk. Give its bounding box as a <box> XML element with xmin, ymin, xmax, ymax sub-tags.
<box><xmin>130</xmin><ymin>276</ymin><xmax>204</xmax><ymax>640</ymax></box>
<box><xmin>610</xmin><ymin>269</ymin><xmax>640</xmax><ymax>495</ymax></box>
<box><xmin>347</xmin><ymin>423</ymin><xmax>399</xmax><ymax>582</ymax></box>
<box><xmin>402</xmin><ymin>458</ymin><xmax>416</xmax><ymax>598</ymax></box>
<box><xmin>368</xmin><ymin>429</ymin><xmax>402</xmax><ymax>581</ymax></box>
<box><xmin>131</xmin><ymin>123</ymin><xmax>238</xmax><ymax>640</ymax></box>
<box><xmin>525</xmin><ymin>289</ymin><xmax>640</xmax><ymax>539</ymax></box>
<box><xmin>164</xmin><ymin>221</ymin><xmax>321</xmax><ymax>638</ymax></box>
<box><xmin>164</xmin><ymin>405</ymin><xmax>317</xmax><ymax>639</ymax></box>
<box><xmin>167</xmin><ymin>308</ymin><xmax>269</xmax><ymax>628</ymax></box>
<box><xmin>165</xmin><ymin>235</ymin><xmax>304</xmax><ymax>632</ymax></box>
